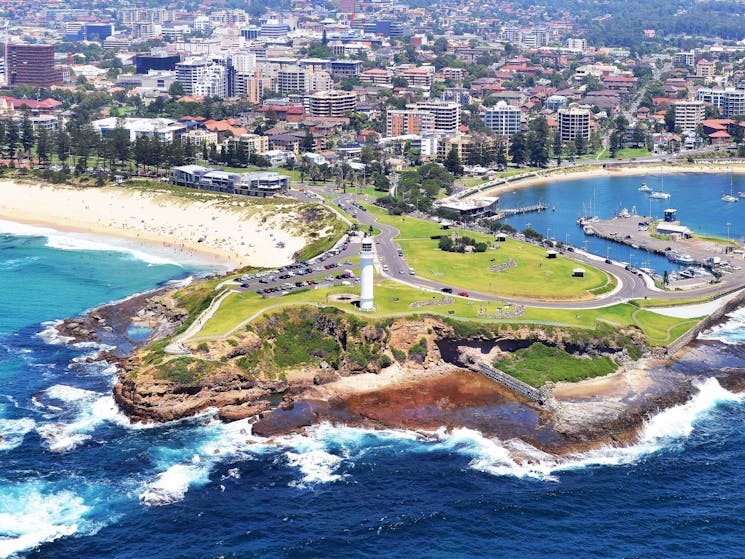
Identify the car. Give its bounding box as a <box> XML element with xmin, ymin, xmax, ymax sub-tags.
<box><xmin>375</xmin><ymin>240</ymin><xmax>381</xmax><ymax>244</ymax></box>
<box><xmin>409</xmin><ymin>268</ymin><xmax>415</xmax><ymax>275</ymax></box>
<box><xmin>399</xmin><ymin>269</ymin><xmax>405</xmax><ymax>274</ymax></box>
<box><xmin>567</xmin><ymin>247</ymin><xmax>575</xmax><ymax>252</ymax></box>
<box><xmin>605</xmin><ymin>259</ymin><xmax>612</xmax><ymax>264</ymax></box>
<box><xmin>256</xmin><ymin>289</ymin><xmax>264</xmax><ymax>295</ymax></box>
<box><xmin>241</xmin><ymin>282</ymin><xmax>250</xmax><ymax>288</ymax></box>
<box><xmin>441</xmin><ymin>287</ymin><xmax>453</xmax><ymax>293</ymax></box>
<box><xmin>259</xmin><ymin>278</ymin><xmax>269</xmax><ymax>284</ymax></box>
<box><xmin>382</xmin><ymin>264</ymin><xmax>389</xmax><ymax>270</ymax></box>
<box><xmin>458</xmin><ymin>291</ymin><xmax>470</xmax><ymax>297</ymax></box>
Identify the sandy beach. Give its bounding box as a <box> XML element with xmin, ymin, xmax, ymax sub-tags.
<box><xmin>0</xmin><ymin>179</ymin><xmax>324</xmax><ymax>269</ymax></box>
<box><xmin>481</xmin><ymin>162</ymin><xmax>745</xmax><ymax>198</ymax></box>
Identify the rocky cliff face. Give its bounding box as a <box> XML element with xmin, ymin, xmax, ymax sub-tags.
<box><xmin>112</xmin><ymin>305</ymin><xmax>652</xmax><ymax>426</ymax></box>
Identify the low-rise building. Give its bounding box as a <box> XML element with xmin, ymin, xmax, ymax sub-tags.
<box><xmin>92</xmin><ymin>117</ymin><xmax>186</xmax><ymax>143</ymax></box>
<box><xmin>171</xmin><ymin>165</ymin><xmax>289</xmax><ymax>197</ymax></box>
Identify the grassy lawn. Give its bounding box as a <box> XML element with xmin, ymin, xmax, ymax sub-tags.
<box><xmin>196</xmin><ymin>278</ymin><xmax>700</xmax><ymax>347</ymax></box>
<box><xmin>364</xmin><ymin>204</ymin><xmax>610</xmax><ymax>300</ymax></box>
<box><xmin>494</xmin><ymin>342</ymin><xmax>618</xmax><ymax>386</ymax></box>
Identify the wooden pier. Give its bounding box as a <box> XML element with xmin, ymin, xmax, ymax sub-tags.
<box><xmin>491</xmin><ymin>203</ymin><xmax>548</xmax><ymax>220</ymax></box>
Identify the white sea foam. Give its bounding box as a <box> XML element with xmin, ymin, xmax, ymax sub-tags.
<box><xmin>0</xmin><ymin>417</ymin><xmax>36</xmax><ymax>451</ymax></box>
<box><xmin>139</xmin><ymin>462</ymin><xmax>211</xmax><ymax>506</ymax></box>
<box><xmin>0</xmin><ymin>483</ymin><xmax>91</xmax><ymax>559</ymax></box>
<box><xmin>699</xmin><ymin>307</ymin><xmax>745</xmax><ymax>345</ymax></box>
<box><xmin>36</xmin><ymin>322</ymin><xmax>74</xmax><ymax>346</ymax></box>
<box><xmin>36</xmin><ymin>386</ymin><xmax>130</xmax><ymax>452</ymax></box>
<box><xmin>0</xmin><ymin>218</ymin><xmax>181</xmax><ymax>267</ymax></box>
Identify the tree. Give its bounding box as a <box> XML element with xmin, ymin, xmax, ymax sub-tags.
<box><xmin>20</xmin><ymin>113</ymin><xmax>34</xmax><ymax>154</ymax></box>
<box><xmin>112</xmin><ymin>118</ymin><xmax>130</xmax><ymax>166</ymax></box>
<box><xmin>574</xmin><ymin>133</ymin><xmax>587</xmax><ymax>156</ymax></box>
<box><xmin>56</xmin><ymin>129</ymin><xmax>70</xmax><ymax>167</ymax></box>
<box><xmin>527</xmin><ymin>116</ymin><xmax>550</xmax><ymax>168</ymax></box>
<box><xmin>373</xmin><ymin>174</ymin><xmax>390</xmax><ymax>192</ymax></box>
<box><xmin>508</xmin><ymin>132</ymin><xmax>527</xmax><ymax>166</ymax></box>
<box><xmin>443</xmin><ymin>147</ymin><xmax>463</xmax><ymax>176</ymax></box>
<box><xmin>36</xmin><ymin>127</ymin><xmax>50</xmax><ymax>166</ymax></box>
<box><xmin>495</xmin><ymin>141</ymin><xmax>508</xmax><ymax>169</ymax></box>
<box><xmin>664</xmin><ymin>107</ymin><xmax>676</xmax><ymax>132</ymax></box>
<box><xmin>300</xmin><ymin>128</ymin><xmax>314</xmax><ymax>152</ymax></box>
<box><xmin>6</xmin><ymin>119</ymin><xmax>19</xmax><ymax>162</ymax></box>
<box><xmin>168</xmin><ymin>81</ymin><xmax>185</xmax><ymax>97</ymax></box>
<box><xmin>552</xmin><ymin>132</ymin><xmax>563</xmax><ymax>166</ymax></box>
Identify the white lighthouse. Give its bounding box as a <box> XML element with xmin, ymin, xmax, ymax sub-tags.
<box><xmin>359</xmin><ymin>236</ymin><xmax>375</xmax><ymax>311</ymax></box>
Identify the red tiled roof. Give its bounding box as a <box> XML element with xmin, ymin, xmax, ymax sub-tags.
<box><xmin>709</xmin><ymin>130</ymin><xmax>731</xmax><ymax>138</ymax></box>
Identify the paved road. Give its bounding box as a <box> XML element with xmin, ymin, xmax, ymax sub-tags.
<box><xmin>238</xmin><ymin>182</ymin><xmax>743</xmax><ymax>311</ymax></box>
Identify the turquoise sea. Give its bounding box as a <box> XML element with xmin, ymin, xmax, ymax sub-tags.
<box><xmin>1</xmin><ymin>174</ymin><xmax>745</xmax><ymax>558</ymax></box>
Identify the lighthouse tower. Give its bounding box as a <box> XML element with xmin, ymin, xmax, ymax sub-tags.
<box><xmin>359</xmin><ymin>236</ymin><xmax>375</xmax><ymax>311</ymax></box>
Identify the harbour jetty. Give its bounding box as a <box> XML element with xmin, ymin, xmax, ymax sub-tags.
<box><xmin>585</xmin><ymin>215</ymin><xmax>737</xmax><ymax>269</ymax></box>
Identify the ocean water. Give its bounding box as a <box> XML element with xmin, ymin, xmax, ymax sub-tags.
<box><xmin>2</xmin><ymin>176</ymin><xmax>745</xmax><ymax>558</ymax></box>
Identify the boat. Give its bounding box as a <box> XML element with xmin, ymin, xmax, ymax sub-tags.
<box><xmin>617</xmin><ymin>207</ymin><xmax>631</xmax><ymax>218</ymax></box>
<box><xmin>650</xmin><ymin>173</ymin><xmax>670</xmax><ymax>199</ymax></box>
<box><xmin>638</xmin><ymin>182</ymin><xmax>652</xmax><ymax>192</ymax></box>
<box><xmin>583</xmin><ymin>225</ymin><xmax>595</xmax><ymax>235</ymax></box>
<box><xmin>722</xmin><ymin>173</ymin><xmax>739</xmax><ymax>202</ymax></box>
<box><xmin>668</xmin><ymin>253</ymin><xmax>694</xmax><ymax>265</ymax></box>
<box><xmin>650</xmin><ymin>191</ymin><xmax>671</xmax><ymax>199</ymax></box>
<box><xmin>738</xmin><ymin>191</ymin><xmax>745</xmax><ymax>198</ymax></box>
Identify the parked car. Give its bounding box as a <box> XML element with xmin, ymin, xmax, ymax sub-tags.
<box><xmin>441</xmin><ymin>287</ymin><xmax>453</xmax><ymax>293</ymax></box>
<box><xmin>458</xmin><ymin>291</ymin><xmax>470</xmax><ymax>297</ymax></box>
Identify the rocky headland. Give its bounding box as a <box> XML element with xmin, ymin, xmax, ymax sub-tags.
<box><xmin>57</xmin><ymin>279</ymin><xmax>745</xmax><ymax>457</ymax></box>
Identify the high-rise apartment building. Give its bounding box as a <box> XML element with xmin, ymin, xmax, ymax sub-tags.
<box><xmin>175</xmin><ymin>57</ymin><xmax>228</xmax><ymax>98</ymax></box>
<box><xmin>307</xmin><ymin>90</ymin><xmax>357</xmax><ymax>117</ymax></box>
<box><xmin>674</xmin><ymin>100</ymin><xmax>705</xmax><ymax>132</ymax></box>
<box><xmin>6</xmin><ymin>44</ymin><xmax>62</xmax><ymax>87</ymax></box>
<box><xmin>386</xmin><ymin>109</ymin><xmax>435</xmax><ymax>137</ymax></box>
<box><xmin>696</xmin><ymin>88</ymin><xmax>745</xmax><ymax>118</ymax></box>
<box><xmin>557</xmin><ymin>106</ymin><xmax>590</xmax><ymax>142</ymax></box>
<box><xmin>412</xmin><ymin>101</ymin><xmax>461</xmax><ymax>133</ymax></box>
<box><xmin>483</xmin><ymin>101</ymin><xmax>522</xmax><ymax>137</ymax></box>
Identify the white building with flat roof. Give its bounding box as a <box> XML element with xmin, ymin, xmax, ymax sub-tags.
<box><xmin>92</xmin><ymin>117</ymin><xmax>186</xmax><ymax>142</ymax></box>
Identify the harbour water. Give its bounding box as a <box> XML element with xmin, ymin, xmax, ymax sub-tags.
<box><xmin>496</xmin><ymin>172</ymin><xmax>745</xmax><ymax>273</ymax></box>
<box><xmin>2</xmin><ymin>177</ymin><xmax>745</xmax><ymax>558</ymax></box>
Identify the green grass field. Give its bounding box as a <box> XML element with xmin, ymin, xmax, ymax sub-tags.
<box><xmin>364</xmin><ymin>204</ymin><xmax>610</xmax><ymax>300</ymax></box>
<box><xmin>195</xmin><ymin>279</ymin><xmax>700</xmax><ymax>346</ymax></box>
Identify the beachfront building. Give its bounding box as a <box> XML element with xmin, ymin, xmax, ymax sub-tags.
<box><xmin>674</xmin><ymin>101</ymin><xmax>705</xmax><ymax>132</ymax></box>
<box><xmin>171</xmin><ymin>165</ymin><xmax>289</xmax><ymax>197</ymax></box>
<box><xmin>483</xmin><ymin>101</ymin><xmax>522</xmax><ymax>138</ymax></box>
<box><xmin>696</xmin><ymin>88</ymin><xmax>745</xmax><ymax>119</ymax></box>
<box><xmin>436</xmin><ymin>197</ymin><xmax>500</xmax><ymax>219</ymax></box>
<box><xmin>92</xmin><ymin>117</ymin><xmax>187</xmax><ymax>142</ymax></box>
<box><xmin>557</xmin><ymin>106</ymin><xmax>591</xmax><ymax>142</ymax></box>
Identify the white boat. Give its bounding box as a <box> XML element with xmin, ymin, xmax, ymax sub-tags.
<box><xmin>738</xmin><ymin>191</ymin><xmax>745</xmax><ymax>198</ymax></box>
<box><xmin>650</xmin><ymin>173</ymin><xmax>670</xmax><ymax>199</ymax></box>
<box><xmin>723</xmin><ymin>174</ymin><xmax>739</xmax><ymax>202</ymax></box>
<box><xmin>669</xmin><ymin>253</ymin><xmax>694</xmax><ymax>265</ymax></box>
<box><xmin>583</xmin><ymin>225</ymin><xmax>595</xmax><ymax>235</ymax></box>
<box><xmin>650</xmin><ymin>191</ymin><xmax>671</xmax><ymax>199</ymax></box>
<box><xmin>617</xmin><ymin>207</ymin><xmax>631</xmax><ymax>218</ymax></box>
<box><xmin>638</xmin><ymin>182</ymin><xmax>652</xmax><ymax>192</ymax></box>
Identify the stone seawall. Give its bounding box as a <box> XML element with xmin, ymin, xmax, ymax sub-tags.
<box><xmin>666</xmin><ymin>288</ymin><xmax>745</xmax><ymax>356</ymax></box>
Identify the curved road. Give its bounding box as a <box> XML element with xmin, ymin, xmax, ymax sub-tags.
<box><xmin>328</xmin><ymin>189</ymin><xmax>743</xmax><ymax>309</ymax></box>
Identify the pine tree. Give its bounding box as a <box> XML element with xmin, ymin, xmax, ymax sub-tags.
<box><xmin>552</xmin><ymin>132</ymin><xmax>563</xmax><ymax>166</ymax></box>
<box><xmin>36</xmin><ymin>127</ymin><xmax>50</xmax><ymax>166</ymax></box>
<box><xmin>508</xmin><ymin>132</ymin><xmax>527</xmax><ymax>166</ymax></box>
<box><xmin>444</xmin><ymin>146</ymin><xmax>463</xmax><ymax>176</ymax></box>
<box><xmin>495</xmin><ymin>140</ymin><xmax>508</xmax><ymax>168</ymax></box>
